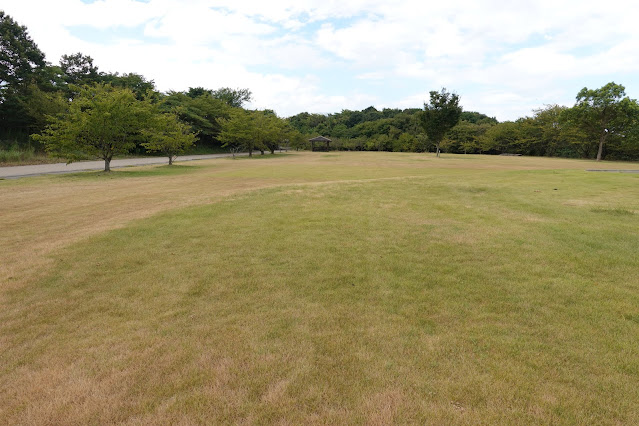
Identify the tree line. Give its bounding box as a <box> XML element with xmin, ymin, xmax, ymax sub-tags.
<box><xmin>287</xmin><ymin>83</ymin><xmax>639</xmax><ymax>161</ymax></box>
<box><xmin>1</xmin><ymin>11</ymin><xmax>301</xmax><ymax>170</ymax></box>
<box><xmin>3</xmin><ymin>10</ymin><xmax>639</xmax><ymax>166</ymax></box>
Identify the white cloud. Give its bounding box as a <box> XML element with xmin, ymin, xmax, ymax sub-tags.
<box><xmin>2</xmin><ymin>0</ymin><xmax>639</xmax><ymax>119</ymax></box>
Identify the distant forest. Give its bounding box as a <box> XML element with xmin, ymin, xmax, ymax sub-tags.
<box><xmin>288</xmin><ymin>108</ymin><xmax>496</xmax><ymax>154</ymax></box>
<box><xmin>287</xmin><ymin>99</ymin><xmax>639</xmax><ymax>161</ymax></box>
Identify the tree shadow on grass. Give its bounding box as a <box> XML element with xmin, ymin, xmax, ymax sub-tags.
<box><xmin>228</xmin><ymin>153</ymin><xmax>293</xmax><ymax>160</ymax></box>
<box><xmin>56</xmin><ymin>164</ymin><xmax>203</xmax><ymax>180</ymax></box>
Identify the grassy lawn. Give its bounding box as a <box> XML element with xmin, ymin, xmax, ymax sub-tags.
<box><xmin>1</xmin><ymin>152</ymin><xmax>639</xmax><ymax>423</ymax></box>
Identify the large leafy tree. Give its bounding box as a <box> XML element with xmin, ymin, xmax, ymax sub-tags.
<box><xmin>567</xmin><ymin>82</ymin><xmax>639</xmax><ymax>161</ymax></box>
<box><xmin>218</xmin><ymin>109</ymin><xmax>255</xmax><ymax>155</ymax></box>
<box><xmin>161</xmin><ymin>91</ymin><xmax>229</xmax><ymax>147</ymax></box>
<box><xmin>142</xmin><ymin>113</ymin><xmax>196</xmax><ymax>165</ymax></box>
<box><xmin>0</xmin><ymin>11</ymin><xmax>47</xmax><ymax>139</ymax></box>
<box><xmin>252</xmin><ymin>109</ymin><xmax>288</xmax><ymax>154</ymax></box>
<box><xmin>219</xmin><ymin>109</ymin><xmax>288</xmax><ymax>156</ymax></box>
<box><xmin>0</xmin><ymin>11</ymin><xmax>45</xmax><ymax>92</ymax></box>
<box><xmin>444</xmin><ymin>121</ymin><xmax>491</xmax><ymax>154</ymax></box>
<box><xmin>21</xmin><ymin>83</ymin><xmax>68</xmax><ymax>137</ymax></box>
<box><xmin>419</xmin><ymin>88</ymin><xmax>462</xmax><ymax>157</ymax></box>
<box><xmin>34</xmin><ymin>84</ymin><xmax>151</xmax><ymax>171</ymax></box>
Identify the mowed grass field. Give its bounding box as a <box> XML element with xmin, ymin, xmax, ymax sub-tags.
<box><xmin>1</xmin><ymin>152</ymin><xmax>639</xmax><ymax>424</ymax></box>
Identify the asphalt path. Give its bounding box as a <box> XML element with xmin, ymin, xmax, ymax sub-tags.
<box><xmin>0</xmin><ymin>152</ymin><xmax>256</xmax><ymax>179</ymax></box>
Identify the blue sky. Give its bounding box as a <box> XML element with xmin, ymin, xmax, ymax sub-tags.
<box><xmin>4</xmin><ymin>0</ymin><xmax>639</xmax><ymax>120</ymax></box>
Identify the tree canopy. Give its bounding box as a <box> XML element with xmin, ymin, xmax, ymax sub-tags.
<box><xmin>219</xmin><ymin>109</ymin><xmax>289</xmax><ymax>156</ymax></box>
<box><xmin>420</xmin><ymin>88</ymin><xmax>462</xmax><ymax>157</ymax></box>
<box><xmin>565</xmin><ymin>82</ymin><xmax>638</xmax><ymax>161</ymax></box>
<box><xmin>59</xmin><ymin>52</ymin><xmax>100</xmax><ymax>88</ymax></box>
<box><xmin>161</xmin><ymin>90</ymin><xmax>230</xmax><ymax>147</ymax></box>
<box><xmin>0</xmin><ymin>11</ymin><xmax>47</xmax><ymax>139</ymax></box>
<box><xmin>34</xmin><ymin>84</ymin><xmax>153</xmax><ymax>171</ymax></box>
<box><xmin>211</xmin><ymin>87</ymin><xmax>252</xmax><ymax>108</ymax></box>
<box><xmin>0</xmin><ymin>11</ymin><xmax>46</xmax><ymax>92</ymax></box>
<box><xmin>142</xmin><ymin>112</ymin><xmax>196</xmax><ymax>165</ymax></box>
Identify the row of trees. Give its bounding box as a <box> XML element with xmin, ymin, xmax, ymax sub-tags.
<box><xmin>33</xmin><ymin>84</ymin><xmax>197</xmax><ymax>170</ymax></box>
<box><xmin>1</xmin><ymin>11</ymin><xmax>301</xmax><ymax>170</ymax></box>
<box><xmin>440</xmin><ymin>83</ymin><xmax>639</xmax><ymax>161</ymax></box>
<box><xmin>287</xmin><ymin>107</ymin><xmax>494</xmax><ymax>153</ymax></box>
<box><xmin>3</xmin><ymin>10</ymin><xmax>639</xmax><ymax>165</ymax></box>
<box><xmin>288</xmin><ymin>84</ymin><xmax>639</xmax><ymax>162</ymax></box>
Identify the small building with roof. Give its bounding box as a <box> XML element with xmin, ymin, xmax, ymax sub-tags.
<box><xmin>308</xmin><ymin>136</ymin><xmax>332</xmax><ymax>152</ymax></box>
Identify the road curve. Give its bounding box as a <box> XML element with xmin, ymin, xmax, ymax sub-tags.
<box><xmin>0</xmin><ymin>152</ymin><xmax>259</xmax><ymax>179</ymax></box>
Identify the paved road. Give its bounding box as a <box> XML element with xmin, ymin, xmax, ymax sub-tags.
<box><xmin>0</xmin><ymin>153</ymin><xmax>254</xmax><ymax>179</ymax></box>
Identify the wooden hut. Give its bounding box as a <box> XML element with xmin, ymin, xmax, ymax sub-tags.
<box><xmin>308</xmin><ymin>136</ymin><xmax>332</xmax><ymax>152</ymax></box>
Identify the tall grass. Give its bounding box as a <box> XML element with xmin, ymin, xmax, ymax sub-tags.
<box><xmin>0</xmin><ymin>144</ymin><xmax>36</xmax><ymax>163</ymax></box>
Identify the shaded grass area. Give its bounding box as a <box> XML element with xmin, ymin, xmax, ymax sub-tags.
<box><xmin>1</xmin><ymin>166</ymin><xmax>639</xmax><ymax>423</ymax></box>
<box><xmin>227</xmin><ymin>152</ymin><xmax>293</xmax><ymax>160</ymax></box>
<box><xmin>54</xmin><ymin>164</ymin><xmax>203</xmax><ymax>181</ymax></box>
<box><xmin>181</xmin><ymin>145</ymin><xmax>230</xmax><ymax>155</ymax></box>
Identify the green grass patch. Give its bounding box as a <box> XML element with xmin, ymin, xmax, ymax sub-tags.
<box><xmin>2</xmin><ymin>162</ymin><xmax>639</xmax><ymax>423</ymax></box>
<box><xmin>590</xmin><ymin>207</ymin><xmax>635</xmax><ymax>215</ymax></box>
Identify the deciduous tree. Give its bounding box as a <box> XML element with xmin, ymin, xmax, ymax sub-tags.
<box><xmin>142</xmin><ymin>113</ymin><xmax>196</xmax><ymax>165</ymax></box>
<box><xmin>161</xmin><ymin>91</ymin><xmax>229</xmax><ymax>147</ymax></box>
<box><xmin>34</xmin><ymin>84</ymin><xmax>151</xmax><ymax>171</ymax></box>
<box><xmin>0</xmin><ymin>11</ymin><xmax>45</xmax><ymax>92</ymax></box>
<box><xmin>219</xmin><ymin>109</ymin><xmax>254</xmax><ymax>156</ymax></box>
<box><xmin>0</xmin><ymin>11</ymin><xmax>47</xmax><ymax>140</ymax></box>
<box><xmin>567</xmin><ymin>82</ymin><xmax>638</xmax><ymax>161</ymax></box>
<box><xmin>420</xmin><ymin>88</ymin><xmax>462</xmax><ymax>157</ymax></box>
<box><xmin>219</xmin><ymin>109</ymin><xmax>288</xmax><ymax>156</ymax></box>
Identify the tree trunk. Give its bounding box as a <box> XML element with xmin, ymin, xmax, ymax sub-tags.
<box><xmin>436</xmin><ymin>143</ymin><xmax>441</xmax><ymax>158</ymax></box>
<box><xmin>168</xmin><ymin>156</ymin><xmax>173</xmax><ymax>165</ymax></box>
<box><xmin>260</xmin><ymin>149</ymin><xmax>265</xmax><ymax>155</ymax></box>
<box><xmin>104</xmin><ymin>156</ymin><xmax>112</xmax><ymax>172</ymax></box>
<box><xmin>596</xmin><ymin>133</ymin><xmax>606</xmax><ymax>161</ymax></box>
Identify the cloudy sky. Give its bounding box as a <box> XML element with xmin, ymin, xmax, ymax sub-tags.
<box><xmin>3</xmin><ymin>0</ymin><xmax>639</xmax><ymax>119</ymax></box>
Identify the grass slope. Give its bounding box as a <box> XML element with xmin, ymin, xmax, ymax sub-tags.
<box><xmin>1</xmin><ymin>152</ymin><xmax>639</xmax><ymax>423</ymax></box>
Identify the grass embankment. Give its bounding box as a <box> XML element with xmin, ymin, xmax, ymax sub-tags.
<box><xmin>1</xmin><ymin>152</ymin><xmax>639</xmax><ymax>423</ymax></box>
